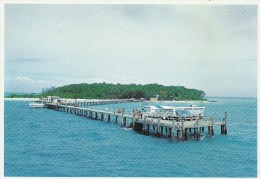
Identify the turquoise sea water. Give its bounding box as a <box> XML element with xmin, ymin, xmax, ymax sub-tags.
<box><xmin>4</xmin><ymin>97</ymin><xmax>257</xmax><ymax>177</ymax></box>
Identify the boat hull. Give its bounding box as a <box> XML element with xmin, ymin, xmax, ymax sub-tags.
<box><xmin>29</xmin><ymin>104</ymin><xmax>44</xmax><ymax>108</ymax></box>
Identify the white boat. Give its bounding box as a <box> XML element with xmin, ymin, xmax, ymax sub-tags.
<box><xmin>29</xmin><ymin>100</ymin><xmax>45</xmax><ymax>108</ymax></box>
<box><xmin>143</xmin><ymin>105</ymin><xmax>204</xmax><ymax>119</ymax></box>
<box><xmin>47</xmin><ymin>96</ymin><xmax>60</xmax><ymax>103</ymax></box>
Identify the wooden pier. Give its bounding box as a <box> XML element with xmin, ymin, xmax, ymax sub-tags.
<box><xmin>44</xmin><ymin>99</ymin><xmax>227</xmax><ymax>141</ymax></box>
<box><xmin>54</xmin><ymin>99</ymin><xmax>135</xmax><ymax>107</ymax></box>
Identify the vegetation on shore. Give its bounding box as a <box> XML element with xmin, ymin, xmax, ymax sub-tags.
<box><xmin>6</xmin><ymin>83</ymin><xmax>205</xmax><ymax>101</ymax></box>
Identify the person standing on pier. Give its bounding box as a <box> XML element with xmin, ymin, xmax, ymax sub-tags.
<box><xmin>117</xmin><ymin>108</ymin><xmax>121</xmax><ymax>113</ymax></box>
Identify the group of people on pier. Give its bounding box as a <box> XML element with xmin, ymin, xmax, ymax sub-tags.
<box><xmin>132</xmin><ymin>109</ymin><xmax>142</xmax><ymax>118</ymax></box>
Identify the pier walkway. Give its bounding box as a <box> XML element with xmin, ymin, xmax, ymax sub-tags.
<box><xmin>55</xmin><ymin>98</ymin><xmax>135</xmax><ymax>107</ymax></box>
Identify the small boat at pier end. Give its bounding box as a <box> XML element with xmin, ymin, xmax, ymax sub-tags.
<box><xmin>29</xmin><ymin>100</ymin><xmax>45</xmax><ymax>108</ymax></box>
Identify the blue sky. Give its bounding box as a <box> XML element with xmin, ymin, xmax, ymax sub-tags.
<box><xmin>4</xmin><ymin>4</ymin><xmax>257</xmax><ymax>97</ymax></box>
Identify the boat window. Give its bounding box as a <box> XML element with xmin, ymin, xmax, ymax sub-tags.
<box><xmin>175</xmin><ymin>110</ymin><xmax>192</xmax><ymax>116</ymax></box>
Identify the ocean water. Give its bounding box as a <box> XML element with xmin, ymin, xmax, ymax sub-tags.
<box><xmin>4</xmin><ymin>97</ymin><xmax>257</xmax><ymax>177</ymax></box>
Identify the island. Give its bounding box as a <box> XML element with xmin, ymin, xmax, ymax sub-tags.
<box><xmin>6</xmin><ymin>83</ymin><xmax>206</xmax><ymax>101</ymax></box>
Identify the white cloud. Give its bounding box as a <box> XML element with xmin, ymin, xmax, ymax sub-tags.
<box><xmin>5</xmin><ymin>75</ymin><xmax>50</xmax><ymax>93</ymax></box>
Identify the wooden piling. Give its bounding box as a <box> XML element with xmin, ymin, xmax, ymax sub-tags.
<box><xmin>194</xmin><ymin>128</ymin><xmax>197</xmax><ymax>138</ymax></box>
<box><xmin>132</xmin><ymin>117</ymin><xmax>135</xmax><ymax>129</ymax></box>
<box><xmin>196</xmin><ymin>119</ymin><xmax>200</xmax><ymax>140</ymax></box>
<box><xmin>160</xmin><ymin>126</ymin><xmax>163</xmax><ymax>137</ymax></box>
<box><xmin>211</xmin><ymin>126</ymin><xmax>214</xmax><ymax>135</ymax></box>
<box><xmin>184</xmin><ymin>128</ymin><xmax>188</xmax><ymax>140</ymax></box>
<box><xmin>172</xmin><ymin>120</ymin><xmax>175</xmax><ymax>138</ymax></box>
<box><xmin>168</xmin><ymin>127</ymin><xmax>172</xmax><ymax>138</ymax></box>
<box><xmin>181</xmin><ymin>119</ymin><xmax>184</xmax><ymax>141</ymax></box>
<box><xmin>182</xmin><ymin>128</ymin><xmax>185</xmax><ymax>141</ymax></box>
<box><xmin>115</xmin><ymin>116</ymin><xmax>118</xmax><ymax>124</ymax></box>
<box><xmin>197</xmin><ymin>127</ymin><xmax>200</xmax><ymax>140</ymax></box>
<box><xmin>156</xmin><ymin>125</ymin><xmax>160</xmax><ymax>136</ymax></box>
<box><xmin>211</xmin><ymin>118</ymin><xmax>214</xmax><ymax>135</ymax></box>
<box><xmin>124</xmin><ymin>117</ymin><xmax>126</xmax><ymax>127</ymax></box>
<box><xmin>177</xmin><ymin>130</ymin><xmax>180</xmax><ymax>140</ymax></box>
<box><xmin>223</xmin><ymin>124</ymin><xmax>226</xmax><ymax>135</ymax></box>
<box><xmin>224</xmin><ymin>112</ymin><xmax>227</xmax><ymax>134</ymax></box>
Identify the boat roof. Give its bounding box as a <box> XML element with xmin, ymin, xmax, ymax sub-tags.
<box><xmin>144</xmin><ymin>105</ymin><xmax>205</xmax><ymax>110</ymax></box>
<box><xmin>144</xmin><ymin>106</ymin><xmax>163</xmax><ymax>110</ymax></box>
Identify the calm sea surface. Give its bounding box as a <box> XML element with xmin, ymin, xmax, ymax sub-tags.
<box><xmin>4</xmin><ymin>97</ymin><xmax>257</xmax><ymax>177</ymax></box>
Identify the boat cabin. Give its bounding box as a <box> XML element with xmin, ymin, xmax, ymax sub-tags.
<box><xmin>143</xmin><ymin>105</ymin><xmax>205</xmax><ymax>119</ymax></box>
<box><xmin>47</xmin><ymin>96</ymin><xmax>60</xmax><ymax>103</ymax></box>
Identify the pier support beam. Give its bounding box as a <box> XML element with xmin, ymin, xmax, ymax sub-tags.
<box><xmin>182</xmin><ymin>129</ymin><xmax>185</xmax><ymax>141</ymax></box>
<box><xmin>221</xmin><ymin>125</ymin><xmax>224</xmax><ymax>134</ymax></box>
<box><xmin>121</xmin><ymin>116</ymin><xmax>126</xmax><ymax>127</ymax></box>
<box><xmin>146</xmin><ymin>124</ymin><xmax>150</xmax><ymax>135</ymax></box>
<box><xmin>194</xmin><ymin>128</ymin><xmax>197</xmax><ymax>138</ymax></box>
<box><xmin>132</xmin><ymin>117</ymin><xmax>135</xmax><ymax>129</ymax></box>
<box><xmin>177</xmin><ymin>130</ymin><xmax>180</xmax><ymax>140</ymax></box>
<box><xmin>160</xmin><ymin>126</ymin><xmax>163</xmax><ymax>137</ymax></box>
<box><xmin>222</xmin><ymin>112</ymin><xmax>228</xmax><ymax>135</ymax></box>
<box><xmin>223</xmin><ymin>125</ymin><xmax>227</xmax><ymax>135</ymax></box>
<box><xmin>184</xmin><ymin>128</ymin><xmax>188</xmax><ymax>140</ymax></box>
<box><xmin>115</xmin><ymin>116</ymin><xmax>118</xmax><ymax>124</ymax></box>
<box><xmin>101</xmin><ymin>113</ymin><xmax>104</xmax><ymax>121</ymax></box>
<box><xmin>134</xmin><ymin>122</ymin><xmax>143</xmax><ymax>132</ymax></box>
<box><xmin>156</xmin><ymin>125</ymin><xmax>160</xmax><ymax>136</ymax></box>
<box><xmin>168</xmin><ymin>127</ymin><xmax>173</xmax><ymax>138</ymax></box>
<box><xmin>197</xmin><ymin>127</ymin><xmax>200</xmax><ymax>140</ymax></box>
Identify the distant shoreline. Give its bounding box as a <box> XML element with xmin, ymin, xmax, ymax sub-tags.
<box><xmin>162</xmin><ymin>100</ymin><xmax>209</xmax><ymax>103</ymax></box>
<box><xmin>4</xmin><ymin>98</ymin><xmax>40</xmax><ymax>101</ymax></box>
<box><xmin>4</xmin><ymin>97</ymin><xmax>212</xmax><ymax>103</ymax></box>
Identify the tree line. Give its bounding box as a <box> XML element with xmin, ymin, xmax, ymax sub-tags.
<box><xmin>6</xmin><ymin>83</ymin><xmax>206</xmax><ymax>100</ymax></box>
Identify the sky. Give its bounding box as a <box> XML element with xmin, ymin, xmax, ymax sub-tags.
<box><xmin>4</xmin><ymin>4</ymin><xmax>257</xmax><ymax>97</ymax></box>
